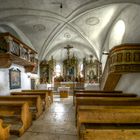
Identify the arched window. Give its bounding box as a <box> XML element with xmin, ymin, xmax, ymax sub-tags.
<box><xmin>80</xmin><ymin>64</ymin><xmax>83</xmax><ymax>71</ymax></box>
<box><xmin>109</xmin><ymin>20</ymin><xmax>125</xmax><ymax>49</ymax></box>
<box><xmin>56</xmin><ymin>64</ymin><xmax>61</xmax><ymax>76</ymax></box>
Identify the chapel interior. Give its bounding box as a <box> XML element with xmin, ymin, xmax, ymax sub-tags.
<box><xmin>0</xmin><ymin>0</ymin><xmax>140</xmax><ymax>140</ymax></box>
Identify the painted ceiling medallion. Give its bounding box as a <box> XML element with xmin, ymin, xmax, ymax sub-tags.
<box><xmin>64</xmin><ymin>33</ymin><xmax>71</xmax><ymax>38</ymax></box>
<box><xmin>33</xmin><ymin>24</ymin><xmax>46</xmax><ymax>31</ymax></box>
<box><xmin>86</xmin><ymin>17</ymin><xmax>100</xmax><ymax>26</ymax></box>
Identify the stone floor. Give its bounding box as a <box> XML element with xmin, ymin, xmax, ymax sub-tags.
<box><xmin>10</xmin><ymin>95</ymin><xmax>78</xmax><ymax>140</ymax></box>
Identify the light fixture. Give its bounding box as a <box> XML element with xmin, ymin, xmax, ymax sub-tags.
<box><xmin>51</xmin><ymin>1</ymin><xmax>63</xmax><ymax>9</ymax></box>
<box><xmin>27</xmin><ymin>72</ymin><xmax>31</xmax><ymax>78</ymax></box>
<box><xmin>102</xmin><ymin>51</ymin><xmax>109</xmax><ymax>55</ymax></box>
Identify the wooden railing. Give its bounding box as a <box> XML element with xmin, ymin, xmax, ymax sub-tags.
<box><xmin>100</xmin><ymin>44</ymin><xmax>140</xmax><ymax>90</ymax></box>
<box><xmin>0</xmin><ymin>32</ymin><xmax>37</xmax><ymax>72</ymax></box>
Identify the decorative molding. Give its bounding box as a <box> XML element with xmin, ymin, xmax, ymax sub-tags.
<box><xmin>109</xmin><ymin>44</ymin><xmax>140</xmax><ymax>73</ymax></box>
<box><xmin>64</xmin><ymin>32</ymin><xmax>71</xmax><ymax>38</ymax></box>
<box><xmin>33</xmin><ymin>24</ymin><xmax>46</xmax><ymax>32</ymax></box>
<box><xmin>100</xmin><ymin>44</ymin><xmax>140</xmax><ymax>90</ymax></box>
<box><xmin>0</xmin><ymin>33</ymin><xmax>37</xmax><ymax>72</ymax></box>
<box><xmin>85</xmin><ymin>17</ymin><xmax>100</xmax><ymax>26</ymax></box>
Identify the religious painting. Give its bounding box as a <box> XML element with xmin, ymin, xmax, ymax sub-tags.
<box><xmin>32</xmin><ymin>58</ymin><xmax>38</xmax><ymax>74</ymax></box>
<box><xmin>69</xmin><ymin>67</ymin><xmax>74</xmax><ymax>75</ymax></box>
<box><xmin>9</xmin><ymin>68</ymin><xmax>21</xmax><ymax>89</ymax></box>
<box><xmin>10</xmin><ymin>41</ymin><xmax>20</xmax><ymax>56</ymax></box>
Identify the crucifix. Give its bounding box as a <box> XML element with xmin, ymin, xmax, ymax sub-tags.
<box><xmin>64</xmin><ymin>45</ymin><xmax>73</xmax><ymax>61</ymax></box>
<box><xmin>64</xmin><ymin>45</ymin><xmax>73</xmax><ymax>81</ymax></box>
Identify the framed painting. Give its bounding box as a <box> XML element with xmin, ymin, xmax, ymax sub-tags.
<box><xmin>10</xmin><ymin>41</ymin><xmax>20</xmax><ymax>56</ymax></box>
<box><xmin>9</xmin><ymin>68</ymin><xmax>21</xmax><ymax>89</ymax></box>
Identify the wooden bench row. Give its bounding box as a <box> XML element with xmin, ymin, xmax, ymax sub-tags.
<box><xmin>0</xmin><ymin>89</ymin><xmax>53</xmax><ymax>139</ymax></box>
<box><xmin>74</xmin><ymin>89</ymin><xmax>123</xmax><ymax>93</ymax></box>
<box><xmin>73</xmin><ymin>89</ymin><xmax>135</xmax><ymax>105</ymax></box>
<box><xmin>75</xmin><ymin>97</ymin><xmax>140</xmax><ymax>125</ymax></box>
<box><xmin>0</xmin><ymin>101</ymin><xmax>32</xmax><ymax>136</ymax></box>
<box><xmin>75</xmin><ymin>92</ymin><xmax>137</xmax><ymax>105</ymax></box>
<box><xmin>22</xmin><ymin>89</ymin><xmax>53</xmax><ymax>103</ymax></box>
<box><xmin>11</xmin><ymin>92</ymin><xmax>50</xmax><ymax>110</ymax></box>
<box><xmin>0</xmin><ymin>95</ymin><xmax>43</xmax><ymax>120</ymax></box>
<box><xmin>0</xmin><ymin>119</ymin><xmax>10</xmax><ymax>140</ymax></box>
<box><xmin>79</xmin><ymin>106</ymin><xmax>140</xmax><ymax>140</ymax></box>
<box><xmin>74</xmin><ymin>90</ymin><xmax>140</xmax><ymax>140</ymax></box>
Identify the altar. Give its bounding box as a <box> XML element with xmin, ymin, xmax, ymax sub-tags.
<box><xmin>58</xmin><ymin>87</ymin><xmax>70</xmax><ymax>98</ymax></box>
<box><xmin>54</xmin><ymin>82</ymin><xmax>84</xmax><ymax>94</ymax></box>
<box><xmin>60</xmin><ymin>82</ymin><xmax>77</xmax><ymax>89</ymax></box>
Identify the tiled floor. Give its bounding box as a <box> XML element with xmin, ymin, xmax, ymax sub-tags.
<box><xmin>10</xmin><ymin>95</ymin><xmax>78</xmax><ymax>140</ymax></box>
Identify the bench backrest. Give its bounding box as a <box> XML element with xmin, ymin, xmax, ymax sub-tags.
<box><xmin>0</xmin><ymin>101</ymin><xmax>32</xmax><ymax>136</ymax></box>
<box><xmin>0</xmin><ymin>95</ymin><xmax>41</xmax><ymax>106</ymax></box>
<box><xmin>78</xmin><ymin>105</ymin><xmax>140</xmax><ymax>124</ymax></box>
<box><xmin>11</xmin><ymin>92</ymin><xmax>47</xmax><ymax>99</ymax></box>
<box><xmin>0</xmin><ymin>95</ymin><xmax>43</xmax><ymax>119</ymax></box>
<box><xmin>76</xmin><ymin>97</ymin><xmax>140</xmax><ymax>106</ymax></box>
<box><xmin>22</xmin><ymin>89</ymin><xmax>52</xmax><ymax>95</ymax></box>
<box><xmin>22</xmin><ymin>90</ymin><xmax>53</xmax><ymax>102</ymax></box>
<box><xmin>75</xmin><ymin>97</ymin><xmax>140</xmax><ymax>121</ymax></box>
<box><xmin>11</xmin><ymin>92</ymin><xmax>49</xmax><ymax>110</ymax></box>
<box><xmin>75</xmin><ymin>93</ymin><xmax>137</xmax><ymax>97</ymax></box>
<box><xmin>74</xmin><ymin>90</ymin><xmax>123</xmax><ymax>93</ymax></box>
<box><xmin>74</xmin><ymin>93</ymin><xmax>137</xmax><ymax>105</ymax></box>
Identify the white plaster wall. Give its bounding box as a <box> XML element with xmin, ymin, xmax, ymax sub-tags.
<box><xmin>115</xmin><ymin>73</ymin><xmax>140</xmax><ymax>96</ymax></box>
<box><xmin>0</xmin><ymin>69</ymin><xmax>9</xmax><ymax>95</ymax></box>
<box><xmin>101</xmin><ymin>55</ymin><xmax>108</xmax><ymax>72</ymax></box>
<box><xmin>0</xmin><ymin>64</ymin><xmax>32</xmax><ymax>95</ymax></box>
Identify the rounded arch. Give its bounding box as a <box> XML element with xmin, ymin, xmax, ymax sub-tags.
<box><xmin>0</xmin><ymin>24</ymin><xmax>21</xmax><ymax>38</ymax></box>
<box><xmin>109</xmin><ymin>20</ymin><xmax>125</xmax><ymax>50</ymax></box>
<box><xmin>0</xmin><ymin>22</ymin><xmax>35</xmax><ymax>51</ymax></box>
<box><xmin>44</xmin><ymin>41</ymin><xmax>98</xmax><ymax>61</ymax></box>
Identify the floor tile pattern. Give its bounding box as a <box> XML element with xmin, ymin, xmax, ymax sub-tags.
<box><xmin>10</xmin><ymin>95</ymin><xmax>78</xmax><ymax>140</ymax></box>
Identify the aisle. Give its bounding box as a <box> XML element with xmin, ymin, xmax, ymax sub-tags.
<box><xmin>11</xmin><ymin>95</ymin><xmax>78</xmax><ymax>140</ymax></box>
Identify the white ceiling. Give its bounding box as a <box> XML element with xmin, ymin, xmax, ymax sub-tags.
<box><xmin>1</xmin><ymin>0</ymin><xmax>140</xmax><ymax>62</ymax></box>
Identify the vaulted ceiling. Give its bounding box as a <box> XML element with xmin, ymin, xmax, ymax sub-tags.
<box><xmin>1</xmin><ymin>0</ymin><xmax>140</xmax><ymax>62</ymax></box>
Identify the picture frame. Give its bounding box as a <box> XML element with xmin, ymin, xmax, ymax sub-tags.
<box><xmin>32</xmin><ymin>58</ymin><xmax>38</xmax><ymax>74</ymax></box>
<box><xmin>9</xmin><ymin>68</ymin><xmax>21</xmax><ymax>89</ymax></box>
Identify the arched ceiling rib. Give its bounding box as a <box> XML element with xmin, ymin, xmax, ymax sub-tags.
<box><xmin>41</xmin><ymin>23</ymin><xmax>99</xmax><ymax>60</ymax></box>
<box><xmin>0</xmin><ymin>9</ymin><xmax>99</xmax><ymax>59</ymax></box>
<box><xmin>45</xmin><ymin>42</ymin><xmax>93</xmax><ymax>61</ymax></box>
<box><xmin>0</xmin><ymin>0</ymin><xmax>140</xmax><ymax>62</ymax></box>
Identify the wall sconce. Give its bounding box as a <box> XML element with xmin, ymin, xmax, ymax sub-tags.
<box><xmin>27</xmin><ymin>72</ymin><xmax>31</xmax><ymax>78</ymax></box>
<box><xmin>102</xmin><ymin>51</ymin><xmax>109</xmax><ymax>55</ymax></box>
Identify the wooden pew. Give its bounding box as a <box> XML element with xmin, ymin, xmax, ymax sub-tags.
<box><xmin>0</xmin><ymin>101</ymin><xmax>32</xmax><ymax>136</ymax></box>
<box><xmin>0</xmin><ymin>119</ymin><xmax>10</xmax><ymax>140</ymax></box>
<box><xmin>74</xmin><ymin>89</ymin><xmax>123</xmax><ymax>93</ymax></box>
<box><xmin>78</xmin><ymin>105</ymin><xmax>140</xmax><ymax>140</ymax></box>
<box><xmin>11</xmin><ymin>92</ymin><xmax>50</xmax><ymax>110</ymax></box>
<box><xmin>75</xmin><ymin>97</ymin><xmax>140</xmax><ymax>126</ymax></box>
<box><xmin>74</xmin><ymin>92</ymin><xmax>137</xmax><ymax>106</ymax></box>
<box><xmin>75</xmin><ymin>92</ymin><xmax>137</xmax><ymax>97</ymax></box>
<box><xmin>22</xmin><ymin>89</ymin><xmax>53</xmax><ymax>103</ymax></box>
<box><xmin>0</xmin><ymin>95</ymin><xmax>43</xmax><ymax>119</ymax></box>
<box><xmin>80</xmin><ymin>122</ymin><xmax>140</xmax><ymax>140</ymax></box>
<box><xmin>73</xmin><ymin>90</ymin><xmax>123</xmax><ymax>105</ymax></box>
<box><xmin>76</xmin><ymin>96</ymin><xmax>140</xmax><ymax>109</ymax></box>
